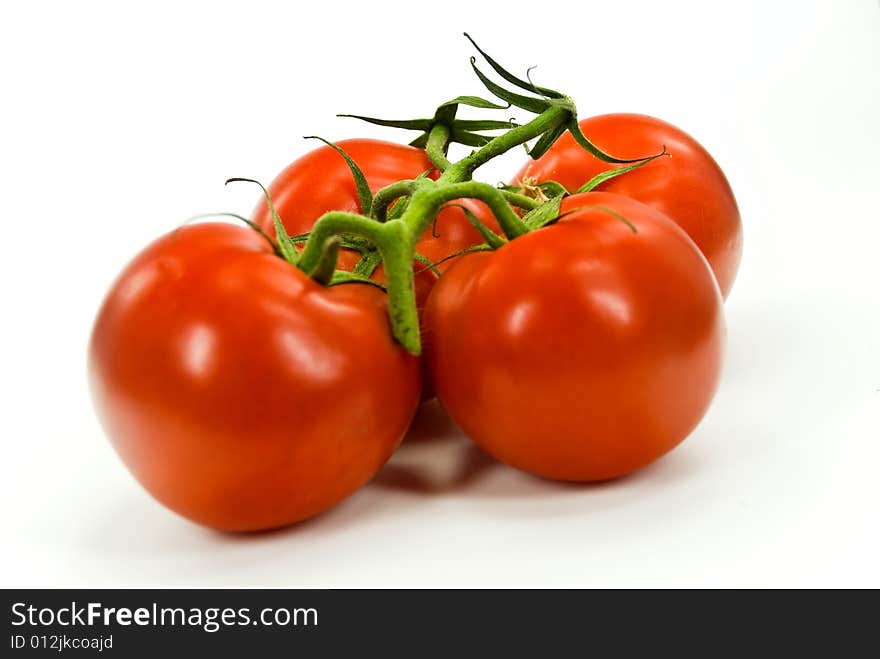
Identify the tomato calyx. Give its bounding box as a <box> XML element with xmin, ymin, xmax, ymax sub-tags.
<box><xmin>512</xmin><ymin>177</ymin><xmax>550</xmax><ymax>203</ymax></box>
<box><xmin>340</xmin><ymin>97</ymin><xmax>518</xmax><ymax>173</ymax></box>
<box><xmin>502</xmin><ymin>147</ymin><xmax>673</xmax><ymax>224</ymax></box>
<box><xmin>295</xmin><ymin>179</ymin><xmax>529</xmax><ymax>354</ymax></box>
<box><xmin>521</xmin><ymin>195</ymin><xmax>565</xmax><ymax>230</ymax></box>
<box><xmin>222</xmin><ymin>178</ymin><xmax>386</xmax><ymax>290</ymax></box>
<box><xmin>228</xmin><ymin>36</ymin><xmax>678</xmax><ymax>355</ymax></box>
<box><xmin>226</xmin><ymin>177</ymin><xmax>300</xmax><ymax>264</ymax></box>
<box><xmin>462</xmin><ymin>33</ymin><xmax>666</xmax><ymax>166</ymax></box>
<box><xmin>293</xmin><ymin>36</ymin><xmax>641</xmax><ymax>354</ymax></box>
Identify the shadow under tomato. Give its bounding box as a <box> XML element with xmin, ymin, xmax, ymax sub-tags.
<box><xmin>213</xmin><ymin>408</ymin><xmax>480</xmax><ymax>537</ymax></box>
<box><xmin>376</xmin><ymin>399</ymin><xmax>707</xmax><ymax>498</ymax></box>
<box><xmin>371</xmin><ymin>440</ymin><xmax>497</xmax><ymax>494</ymax></box>
<box><xmin>402</xmin><ymin>399</ymin><xmax>460</xmax><ymax>444</ymax></box>
<box><xmin>194</xmin><ymin>404</ymin><xmax>468</xmax><ymax>538</ymax></box>
<box><xmin>368</xmin><ymin>399</ymin><xmax>499</xmax><ymax>493</ymax></box>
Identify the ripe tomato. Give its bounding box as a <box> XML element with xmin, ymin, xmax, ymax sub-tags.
<box><xmin>424</xmin><ymin>192</ymin><xmax>724</xmax><ymax>481</ymax></box>
<box><xmin>251</xmin><ymin>138</ymin><xmax>494</xmax><ymax>274</ymax></box>
<box><xmin>251</xmin><ymin>138</ymin><xmax>497</xmax><ymax>401</ymax></box>
<box><xmin>89</xmin><ymin>223</ymin><xmax>420</xmax><ymax>531</ymax></box>
<box><xmin>516</xmin><ymin>114</ymin><xmax>742</xmax><ymax>298</ymax></box>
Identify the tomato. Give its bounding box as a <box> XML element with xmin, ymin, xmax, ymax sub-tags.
<box><xmin>251</xmin><ymin>138</ymin><xmax>497</xmax><ymax>401</ymax></box>
<box><xmin>251</xmin><ymin>138</ymin><xmax>494</xmax><ymax>273</ymax></box>
<box><xmin>424</xmin><ymin>192</ymin><xmax>724</xmax><ymax>481</ymax></box>
<box><xmin>89</xmin><ymin>222</ymin><xmax>420</xmax><ymax>531</ymax></box>
<box><xmin>516</xmin><ymin>114</ymin><xmax>742</xmax><ymax>298</ymax></box>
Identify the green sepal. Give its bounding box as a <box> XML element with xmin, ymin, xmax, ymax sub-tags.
<box><xmin>337</xmin><ymin>114</ymin><xmax>432</xmax><ymax>131</ymax></box>
<box><xmin>304</xmin><ymin>136</ymin><xmax>373</xmax><ymax>215</ymax></box>
<box><xmin>289</xmin><ymin>232</ymin><xmax>371</xmax><ymax>256</ymax></box>
<box><xmin>443</xmin><ymin>203</ymin><xmax>506</xmax><ymax>249</ymax></box>
<box><xmin>496</xmin><ymin>189</ymin><xmax>541</xmax><ymax>211</ymax></box>
<box><xmin>464</xmin><ymin>33</ymin><xmax>563</xmax><ymax>99</ymax></box>
<box><xmin>539</xmin><ymin>181</ymin><xmax>570</xmax><ymax>198</ymax></box>
<box><xmin>353</xmin><ymin>249</ymin><xmax>383</xmax><ymax>277</ymax></box>
<box><xmin>449</xmin><ymin>128</ymin><xmax>492</xmax><ymax>147</ymax></box>
<box><xmin>342</xmin><ymin>99</ymin><xmax>509</xmax><ymax>147</ymax></box>
<box><xmin>522</xmin><ymin>195</ymin><xmax>564</xmax><ymax>230</ymax></box>
<box><xmin>528</xmin><ymin>123</ymin><xmax>568</xmax><ymax>159</ymax></box>
<box><xmin>416</xmin><ymin>243</ymin><xmax>493</xmax><ymax>273</ymax></box>
<box><xmin>225</xmin><ymin>178</ymin><xmax>298</xmax><ymax>265</ymax></box>
<box><xmin>386</xmin><ymin>196</ymin><xmax>410</xmax><ymax>221</ymax></box>
<box><xmin>576</xmin><ymin>148</ymin><xmax>670</xmax><ymax>193</ymax></box>
<box><xmin>413</xmin><ymin>252</ymin><xmax>441</xmax><ymax>277</ymax></box>
<box><xmin>328</xmin><ymin>271</ymin><xmax>387</xmax><ymax>291</ymax></box>
<box><xmin>592</xmin><ymin>205</ymin><xmax>638</xmax><ymax>233</ymax></box>
<box><xmin>567</xmin><ymin>119</ymin><xmax>662</xmax><ymax>164</ymax></box>
<box><xmin>453</xmin><ymin>119</ymin><xmax>520</xmax><ymax>131</ymax></box>
<box><xmin>469</xmin><ymin>57</ymin><xmax>550</xmax><ymax>114</ymax></box>
<box><xmin>439</xmin><ymin>95</ymin><xmax>511</xmax><ymax>110</ymax></box>
<box><xmin>545</xmin><ymin>204</ymin><xmax>637</xmax><ymax>233</ymax></box>
<box><xmin>495</xmin><ymin>183</ymin><xmax>566</xmax><ymax>208</ymax></box>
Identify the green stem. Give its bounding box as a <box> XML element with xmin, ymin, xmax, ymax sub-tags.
<box><xmin>307</xmin><ymin>237</ymin><xmax>342</xmax><ymax>285</ymax></box>
<box><xmin>421</xmin><ymin>182</ymin><xmax>527</xmax><ymax>239</ymax></box>
<box><xmin>296</xmin><ymin>95</ymin><xmax>574</xmax><ymax>355</ymax></box>
<box><xmin>500</xmin><ymin>190</ymin><xmax>541</xmax><ymax>211</ymax></box>
<box><xmin>375</xmin><ymin>221</ymin><xmax>420</xmax><ymax>354</ymax></box>
<box><xmin>301</xmin><ymin>178</ymin><xmax>531</xmax><ymax>354</ymax></box>
<box><xmin>444</xmin><ymin>204</ymin><xmax>507</xmax><ymax>249</ymax></box>
<box><xmin>353</xmin><ymin>249</ymin><xmax>383</xmax><ymax>277</ymax></box>
<box><xmin>442</xmin><ymin>105</ymin><xmax>570</xmax><ymax>182</ymax></box>
<box><xmin>371</xmin><ymin>180</ymin><xmax>419</xmax><ymax>222</ymax></box>
<box><xmin>425</xmin><ymin>124</ymin><xmax>452</xmax><ymax>171</ymax></box>
<box><xmin>297</xmin><ymin>212</ymin><xmax>386</xmax><ymax>275</ymax></box>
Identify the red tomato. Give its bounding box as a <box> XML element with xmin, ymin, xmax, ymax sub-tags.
<box><xmin>424</xmin><ymin>192</ymin><xmax>724</xmax><ymax>481</ymax></box>
<box><xmin>251</xmin><ymin>138</ymin><xmax>495</xmax><ymax>274</ymax></box>
<box><xmin>89</xmin><ymin>223</ymin><xmax>420</xmax><ymax>531</ymax></box>
<box><xmin>252</xmin><ymin>138</ymin><xmax>497</xmax><ymax>401</ymax></box>
<box><xmin>516</xmin><ymin>114</ymin><xmax>742</xmax><ymax>298</ymax></box>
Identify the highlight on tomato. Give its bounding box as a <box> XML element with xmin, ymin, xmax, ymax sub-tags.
<box><xmin>516</xmin><ymin>114</ymin><xmax>743</xmax><ymax>298</ymax></box>
<box><xmin>89</xmin><ymin>222</ymin><xmax>421</xmax><ymax>531</ymax></box>
<box><xmin>424</xmin><ymin>192</ymin><xmax>725</xmax><ymax>481</ymax></box>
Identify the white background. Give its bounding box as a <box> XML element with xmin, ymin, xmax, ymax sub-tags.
<box><xmin>1</xmin><ymin>0</ymin><xmax>878</xmax><ymax>588</ymax></box>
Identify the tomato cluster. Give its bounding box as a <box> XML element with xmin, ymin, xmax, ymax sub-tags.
<box><xmin>89</xmin><ymin>45</ymin><xmax>741</xmax><ymax>532</ymax></box>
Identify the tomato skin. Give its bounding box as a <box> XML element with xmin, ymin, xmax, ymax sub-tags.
<box><xmin>424</xmin><ymin>192</ymin><xmax>724</xmax><ymax>481</ymax></box>
<box><xmin>516</xmin><ymin>114</ymin><xmax>742</xmax><ymax>298</ymax></box>
<box><xmin>251</xmin><ymin>138</ymin><xmax>495</xmax><ymax>273</ymax></box>
<box><xmin>89</xmin><ymin>223</ymin><xmax>420</xmax><ymax>531</ymax></box>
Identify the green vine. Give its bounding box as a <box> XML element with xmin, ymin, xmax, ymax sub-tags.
<box><xmin>263</xmin><ymin>35</ymin><xmax>663</xmax><ymax>354</ymax></box>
